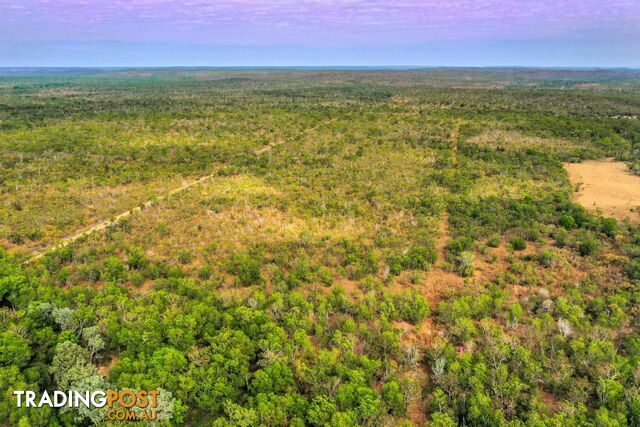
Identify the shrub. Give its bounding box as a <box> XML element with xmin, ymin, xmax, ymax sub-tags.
<box><xmin>456</xmin><ymin>251</ymin><xmax>475</xmax><ymax>277</ymax></box>
<box><xmin>395</xmin><ymin>291</ymin><xmax>430</xmax><ymax>323</ymax></box>
<box><xmin>578</xmin><ymin>238</ymin><xmax>598</xmax><ymax>256</ymax></box>
<box><xmin>53</xmin><ymin>246</ymin><xmax>74</xmax><ymax>264</ymax></box>
<box><xmin>389</xmin><ymin>254</ymin><xmax>404</xmax><ymax>276</ymax></box>
<box><xmin>382</xmin><ymin>380</ymin><xmax>406</xmax><ymax>416</ymax></box>
<box><xmin>57</xmin><ymin>268</ymin><xmax>70</xmax><ymax>285</ymax></box>
<box><xmin>103</xmin><ymin>256</ymin><xmax>126</xmax><ymax>283</ymax></box>
<box><xmin>166</xmin><ymin>265</ymin><xmax>185</xmax><ymax>278</ymax></box>
<box><xmin>341</xmin><ymin>240</ymin><xmax>377</xmax><ymax>280</ymax></box>
<box><xmin>431</xmin><ymin>413</ymin><xmax>457</xmax><ymax>427</ymax></box>
<box><xmin>559</xmin><ymin>214</ymin><xmax>576</xmax><ymax>230</ymax></box>
<box><xmin>37</xmin><ymin>250</ymin><xmax>69</xmax><ymax>281</ymax></box>
<box><xmin>117</xmin><ymin>219</ymin><xmax>132</xmax><ymax>233</ymax></box>
<box><xmin>230</xmin><ymin>254</ymin><xmax>263</xmax><ymax>286</ymax></box>
<box><xmin>510</xmin><ymin>237</ymin><xmax>526</xmax><ymax>251</ymax></box>
<box><xmin>145</xmin><ymin>261</ymin><xmax>168</xmax><ymax>279</ymax></box>
<box><xmin>487</xmin><ymin>234</ymin><xmax>501</xmax><ymax>248</ymax></box>
<box><xmin>624</xmin><ymin>259</ymin><xmax>640</xmax><ymax>280</ymax></box>
<box><xmin>26</xmin><ymin>229</ymin><xmax>43</xmax><ymax>241</ymax></box>
<box><xmin>126</xmin><ymin>247</ymin><xmax>148</xmax><ymax>270</ymax></box>
<box><xmin>156</xmin><ymin>222</ymin><xmax>169</xmax><ymax>236</ymax></box>
<box><xmin>177</xmin><ymin>250</ymin><xmax>194</xmax><ymax>264</ymax></box>
<box><xmin>507</xmin><ymin>303</ymin><xmax>524</xmax><ymax>326</ymax></box>
<box><xmin>524</xmin><ymin>226</ymin><xmax>540</xmax><ymax>242</ymax></box>
<box><xmin>198</xmin><ymin>264</ymin><xmax>213</xmax><ymax>280</ymax></box>
<box><xmin>8</xmin><ymin>232</ymin><xmax>24</xmax><ymax>245</ymax></box>
<box><xmin>317</xmin><ymin>266</ymin><xmax>334</xmax><ymax>286</ymax></box>
<box><xmin>389</xmin><ymin>246</ymin><xmax>437</xmax><ymax>274</ymax></box>
<box><xmin>452</xmin><ymin>317</ymin><xmax>477</xmax><ymax>343</ymax></box>
<box><xmin>554</xmin><ymin>229</ymin><xmax>568</xmax><ymax>248</ymax></box>
<box><xmin>129</xmin><ymin>271</ymin><xmax>145</xmax><ymax>287</ymax></box>
<box><xmin>77</xmin><ymin>263</ymin><xmax>101</xmax><ymax>283</ymax></box>
<box><xmin>567</xmin><ymin>205</ymin><xmax>591</xmax><ymax>228</ymax></box>
<box><xmin>288</xmin><ymin>258</ymin><xmax>315</xmax><ymax>286</ymax></box>
<box><xmin>600</xmin><ymin>218</ymin><xmax>617</xmax><ymax>238</ymax></box>
<box><xmin>405</xmin><ymin>246</ymin><xmax>437</xmax><ymax>270</ymax></box>
<box><xmin>538</xmin><ymin>249</ymin><xmax>558</xmax><ymax>268</ymax></box>
<box><xmin>446</xmin><ymin>237</ymin><xmax>473</xmax><ymax>257</ymax></box>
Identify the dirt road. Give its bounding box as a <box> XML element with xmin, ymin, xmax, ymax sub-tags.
<box><xmin>24</xmin><ymin>171</ymin><xmax>219</xmax><ymax>264</ymax></box>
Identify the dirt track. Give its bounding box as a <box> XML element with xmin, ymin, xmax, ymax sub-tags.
<box><xmin>564</xmin><ymin>159</ymin><xmax>640</xmax><ymax>221</ymax></box>
<box><xmin>24</xmin><ymin>172</ymin><xmax>219</xmax><ymax>263</ymax></box>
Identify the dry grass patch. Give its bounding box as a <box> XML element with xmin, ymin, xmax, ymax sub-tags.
<box><xmin>77</xmin><ymin>174</ymin><xmax>374</xmax><ymax>266</ymax></box>
<box><xmin>468</xmin><ymin>130</ymin><xmax>575</xmax><ymax>152</ymax></box>
<box><xmin>0</xmin><ymin>175</ymin><xmax>190</xmax><ymax>252</ymax></box>
<box><xmin>469</xmin><ymin>175</ymin><xmax>558</xmax><ymax>200</ymax></box>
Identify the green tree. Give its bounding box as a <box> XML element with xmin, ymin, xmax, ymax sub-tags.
<box><xmin>0</xmin><ymin>332</ymin><xmax>30</xmax><ymax>367</ymax></box>
<box><xmin>51</xmin><ymin>341</ymin><xmax>96</xmax><ymax>389</ymax></box>
<box><xmin>307</xmin><ymin>395</ymin><xmax>337</xmax><ymax>426</ymax></box>
<box><xmin>382</xmin><ymin>379</ymin><xmax>406</xmax><ymax>416</ymax></box>
<box><xmin>430</xmin><ymin>412</ymin><xmax>457</xmax><ymax>427</ymax></box>
<box><xmin>230</xmin><ymin>254</ymin><xmax>263</xmax><ymax>286</ymax></box>
<box><xmin>250</xmin><ymin>362</ymin><xmax>294</xmax><ymax>395</ymax></box>
<box><xmin>103</xmin><ymin>256</ymin><xmax>126</xmax><ymax>283</ymax></box>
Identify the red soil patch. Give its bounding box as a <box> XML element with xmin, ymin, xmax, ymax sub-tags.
<box><xmin>420</xmin><ymin>270</ymin><xmax>465</xmax><ymax>304</ymax></box>
<box><xmin>542</xmin><ymin>391</ymin><xmax>561</xmax><ymax>413</ymax></box>
<box><xmin>394</xmin><ymin>316</ymin><xmax>436</xmax><ymax>348</ymax></box>
<box><xmin>97</xmin><ymin>356</ymin><xmax>119</xmax><ymax>378</ymax></box>
<box><xmin>406</xmin><ymin>393</ymin><xmax>427</xmax><ymax>426</ymax></box>
<box><xmin>133</xmin><ymin>280</ymin><xmax>155</xmax><ymax>294</ymax></box>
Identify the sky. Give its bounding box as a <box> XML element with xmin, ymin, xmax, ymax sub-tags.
<box><xmin>0</xmin><ymin>0</ymin><xmax>639</xmax><ymax>67</ymax></box>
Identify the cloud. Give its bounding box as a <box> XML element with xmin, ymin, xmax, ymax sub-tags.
<box><xmin>1</xmin><ymin>0</ymin><xmax>638</xmax><ymax>45</ymax></box>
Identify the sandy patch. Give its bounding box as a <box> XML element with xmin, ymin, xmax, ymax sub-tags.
<box><xmin>564</xmin><ymin>159</ymin><xmax>640</xmax><ymax>221</ymax></box>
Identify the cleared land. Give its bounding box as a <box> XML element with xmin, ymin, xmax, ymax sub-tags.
<box><xmin>565</xmin><ymin>159</ymin><xmax>640</xmax><ymax>221</ymax></box>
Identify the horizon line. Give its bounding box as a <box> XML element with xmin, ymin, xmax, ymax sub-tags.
<box><xmin>2</xmin><ymin>65</ymin><xmax>640</xmax><ymax>71</ymax></box>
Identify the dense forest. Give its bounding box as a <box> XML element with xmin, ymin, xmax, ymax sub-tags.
<box><xmin>1</xmin><ymin>68</ymin><xmax>640</xmax><ymax>425</ymax></box>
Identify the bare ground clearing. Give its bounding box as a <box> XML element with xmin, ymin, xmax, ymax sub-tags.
<box><xmin>564</xmin><ymin>159</ymin><xmax>640</xmax><ymax>221</ymax></box>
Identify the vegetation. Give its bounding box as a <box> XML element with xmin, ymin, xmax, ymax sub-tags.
<box><xmin>1</xmin><ymin>68</ymin><xmax>640</xmax><ymax>425</ymax></box>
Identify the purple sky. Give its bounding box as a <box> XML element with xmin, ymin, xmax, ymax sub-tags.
<box><xmin>1</xmin><ymin>0</ymin><xmax>639</xmax><ymax>66</ymax></box>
